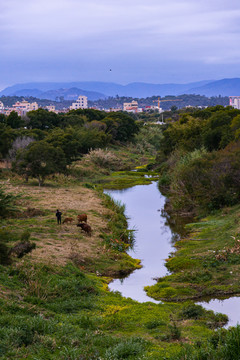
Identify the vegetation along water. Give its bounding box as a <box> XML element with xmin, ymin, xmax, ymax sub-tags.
<box><xmin>0</xmin><ymin>105</ymin><xmax>240</xmax><ymax>359</ymax></box>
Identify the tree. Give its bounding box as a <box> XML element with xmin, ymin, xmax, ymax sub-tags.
<box><xmin>7</xmin><ymin>136</ymin><xmax>35</xmax><ymax>162</ymax></box>
<box><xmin>6</xmin><ymin>111</ymin><xmax>24</xmax><ymax>128</ymax></box>
<box><xmin>27</xmin><ymin>109</ymin><xmax>60</xmax><ymax>130</ymax></box>
<box><xmin>13</xmin><ymin>141</ymin><xmax>67</xmax><ymax>186</ymax></box>
<box><xmin>0</xmin><ymin>124</ymin><xmax>16</xmax><ymax>158</ymax></box>
<box><xmin>103</xmin><ymin>112</ymin><xmax>139</xmax><ymax>142</ymax></box>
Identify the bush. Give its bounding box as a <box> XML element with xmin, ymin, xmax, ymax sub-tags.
<box><xmin>179</xmin><ymin>304</ymin><xmax>204</xmax><ymax>319</ymax></box>
<box><xmin>84</xmin><ymin>148</ymin><xmax>122</xmax><ymax>170</ymax></box>
<box><xmin>0</xmin><ymin>186</ymin><xmax>19</xmax><ymax>217</ymax></box>
<box><xmin>0</xmin><ymin>235</ymin><xmax>11</xmax><ymax>265</ymax></box>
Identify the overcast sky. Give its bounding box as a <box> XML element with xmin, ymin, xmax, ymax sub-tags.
<box><xmin>1</xmin><ymin>0</ymin><xmax>240</xmax><ymax>89</ymax></box>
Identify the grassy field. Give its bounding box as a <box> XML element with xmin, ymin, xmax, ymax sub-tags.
<box><xmin>0</xmin><ymin>175</ymin><xmax>229</xmax><ymax>359</ymax></box>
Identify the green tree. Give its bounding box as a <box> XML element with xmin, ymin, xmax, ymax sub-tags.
<box><xmin>0</xmin><ymin>124</ymin><xmax>16</xmax><ymax>158</ymax></box>
<box><xmin>6</xmin><ymin>111</ymin><xmax>24</xmax><ymax>128</ymax></box>
<box><xmin>27</xmin><ymin>109</ymin><xmax>60</xmax><ymax>130</ymax></box>
<box><xmin>103</xmin><ymin>112</ymin><xmax>139</xmax><ymax>142</ymax></box>
<box><xmin>13</xmin><ymin>141</ymin><xmax>67</xmax><ymax>186</ymax></box>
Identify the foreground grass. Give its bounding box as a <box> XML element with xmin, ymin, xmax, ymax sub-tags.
<box><xmin>0</xmin><ymin>261</ymin><xmax>227</xmax><ymax>359</ymax></box>
<box><xmin>145</xmin><ymin>205</ymin><xmax>240</xmax><ymax>302</ymax></box>
<box><xmin>0</xmin><ymin>177</ymin><xmax>229</xmax><ymax>359</ymax></box>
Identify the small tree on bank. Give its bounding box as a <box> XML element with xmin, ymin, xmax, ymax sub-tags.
<box><xmin>13</xmin><ymin>141</ymin><xmax>67</xmax><ymax>186</ymax></box>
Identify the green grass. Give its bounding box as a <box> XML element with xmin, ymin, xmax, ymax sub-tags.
<box><xmin>0</xmin><ymin>261</ymin><xmax>224</xmax><ymax>359</ymax></box>
<box><xmin>145</xmin><ymin>204</ymin><xmax>240</xmax><ymax>301</ymax></box>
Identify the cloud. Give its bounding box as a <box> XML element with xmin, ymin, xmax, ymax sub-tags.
<box><xmin>1</xmin><ymin>0</ymin><xmax>240</xmax><ymax>85</ymax></box>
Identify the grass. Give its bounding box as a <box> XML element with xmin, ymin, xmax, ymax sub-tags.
<box><xmin>0</xmin><ymin>258</ymin><xmax>226</xmax><ymax>359</ymax></box>
<box><xmin>145</xmin><ymin>204</ymin><xmax>240</xmax><ymax>302</ymax></box>
<box><xmin>1</xmin><ymin>154</ymin><xmax>240</xmax><ymax>359</ymax></box>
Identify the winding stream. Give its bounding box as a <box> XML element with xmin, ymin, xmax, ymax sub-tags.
<box><xmin>105</xmin><ymin>181</ymin><xmax>240</xmax><ymax>328</ymax></box>
<box><xmin>104</xmin><ymin>182</ymin><xmax>178</xmax><ymax>303</ymax></box>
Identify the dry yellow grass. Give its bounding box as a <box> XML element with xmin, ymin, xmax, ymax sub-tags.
<box><xmin>2</xmin><ymin>181</ymin><xmax>112</xmax><ymax>267</ymax></box>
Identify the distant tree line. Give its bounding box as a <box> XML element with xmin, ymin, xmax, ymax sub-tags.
<box><xmin>0</xmin><ymin>108</ymin><xmax>139</xmax><ymax>185</ymax></box>
<box><xmin>88</xmin><ymin>94</ymin><xmax>229</xmax><ymax>110</ymax></box>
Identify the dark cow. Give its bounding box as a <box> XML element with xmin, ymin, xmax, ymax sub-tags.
<box><xmin>77</xmin><ymin>223</ymin><xmax>92</xmax><ymax>236</ymax></box>
<box><xmin>77</xmin><ymin>214</ymin><xmax>87</xmax><ymax>223</ymax></box>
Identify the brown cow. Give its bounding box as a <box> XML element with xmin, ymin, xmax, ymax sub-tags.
<box><xmin>62</xmin><ymin>217</ymin><xmax>74</xmax><ymax>224</ymax></box>
<box><xmin>77</xmin><ymin>214</ymin><xmax>87</xmax><ymax>223</ymax></box>
<box><xmin>77</xmin><ymin>223</ymin><xmax>92</xmax><ymax>236</ymax></box>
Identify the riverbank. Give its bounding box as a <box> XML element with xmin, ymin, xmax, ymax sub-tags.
<box><xmin>145</xmin><ymin>204</ymin><xmax>240</xmax><ymax>302</ymax></box>
<box><xmin>0</xmin><ymin>173</ymin><xmax>229</xmax><ymax>359</ymax></box>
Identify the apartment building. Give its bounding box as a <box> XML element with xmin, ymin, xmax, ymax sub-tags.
<box><xmin>123</xmin><ymin>100</ymin><xmax>138</xmax><ymax>113</ymax></box>
<box><xmin>12</xmin><ymin>100</ymin><xmax>38</xmax><ymax>115</ymax></box>
<box><xmin>229</xmin><ymin>96</ymin><xmax>240</xmax><ymax>109</ymax></box>
<box><xmin>70</xmin><ymin>96</ymin><xmax>88</xmax><ymax>110</ymax></box>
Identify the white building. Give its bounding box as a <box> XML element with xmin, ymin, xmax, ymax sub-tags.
<box><xmin>229</xmin><ymin>96</ymin><xmax>240</xmax><ymax>109</ymax></box>
<box><xmin>0</xmin><ymin>101</ymin><xmax>4</xmax><ymax>111</ymax></box>
<box><xmin>70</xmin><ymin>96</ymin><xmax>88</xmax><ymax>110</ymax></box>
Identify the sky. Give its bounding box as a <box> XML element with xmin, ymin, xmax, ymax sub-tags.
<box><xmin>1</xmin><ymin>0</ymin><xmax>240</xmax><ymax>89</ymax></box>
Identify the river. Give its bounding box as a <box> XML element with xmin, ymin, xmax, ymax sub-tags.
<box><xmin>105</xmin><ymin>181</ymin><xmax>240</xmax><ymax>328</ymax></box>
<box><xmin>104</xmin><ymin>181</ymin><xmax>178</xmax><ymax>303</ymax></box>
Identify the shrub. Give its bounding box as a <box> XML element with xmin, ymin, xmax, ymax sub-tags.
<box><xmin>0</xmin><ymin>186</ymin><xmax>19</xmax><ymax>217</ymax></box>
<box><xmin>179</xmin><ymin>304</ymin><xmax>204</xmax><ymax>319</ymax></box>
<box><xmin>0</xmin><ymin>235</ymin><xmax>11</xmax><ymax>265</ymax></box>
<box><xmin>84</xmin><ymin>148</ymin><xmax>122</xmax><ymax>170</ymax></box>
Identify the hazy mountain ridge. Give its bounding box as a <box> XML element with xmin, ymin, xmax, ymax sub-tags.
<box><xmin>4</xmin><ymin>87</ymin><xmax>106</xmax><ymax>101</ymax></box>
<box><xmin>1</xmin><ymin>78</ymin><xmax>240</xmax><ymax>99</ymax></box>
<box><xmin>187</xmin><ymin>78</ymin><xmax>240</xmax><ymax>96</ymax></box>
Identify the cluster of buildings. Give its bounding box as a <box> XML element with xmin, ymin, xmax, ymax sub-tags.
<box><xmin>1</xmin><ymin>95</ymin><xmax>240</xmax><ymax>117</ymax></box>
<box><xmin>0</xmin><ymin>95</ymin><xmax>89</xmax><ymax>117</ymax></box>
<box><xmin>122</xmin><ymin>100</ymin><xmax>161</xmax><ymax>113</ymax></box>
<box><xmin>0</xmin><ymin>99</ymin><xmax>40</xmax><ymax>116</ymax></box>
<box><xmin>0</xmin><ymin>100</ymin><xmax>39</xmax><ymax>116</ymax></box>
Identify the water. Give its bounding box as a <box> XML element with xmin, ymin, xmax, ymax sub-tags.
<box><xmin>105</xmin><ymin>181</ymin><xmax>240</xmax><ymax>327</ymax></box>
<box><xmin>104</xmin><ymin>182</ymin><xmax>178</xmax><ymax>303</ymax></box>
<box><xmin>197</xmin><ymin>297</ymin><xmax>240</xmax><ymax>328</ymax></box>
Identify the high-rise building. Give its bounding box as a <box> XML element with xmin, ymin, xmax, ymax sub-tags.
<box><xmin>70</xmin><ymin>96</ymin><xmax>88</xmax><ymax>110</ymax></box>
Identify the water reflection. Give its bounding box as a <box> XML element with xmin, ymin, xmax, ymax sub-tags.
<box><xmin>104</xmin><ymin>182</ymin><xmax>179</xmax><ymax>302</ymax></box>
<box><xmin>105</xmin><ymin>182</ymin><xmax>240</xmax><ymax>326</ymax></box>
<box><xmin>197</xmin><ymin>297</ymin><xmax>240</xmax><ymax>328</ymax></box>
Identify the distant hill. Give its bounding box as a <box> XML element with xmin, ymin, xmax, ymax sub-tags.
<box><xmin>6</xmin><ymin>87</ymin><xmax>106</xmax><ymax>101</ymax></box>
<box><xmin>1</xmin><ymin>78</ymin><xmax>240</xmax><ymax>99</ymax></box>
<box><xmin>38</xmin><ymin>87</ymin><xmax>106</xmax><ymax>101</ymax></box>
<box><xmin>187</xmin><ymin>78</ymin><xmax>240</xmax><ymax>97</ymax></box>
<box><xmin>0</xmin><ymin>80</ymin><xmax>213</xmax><ymax>99</ymax></box>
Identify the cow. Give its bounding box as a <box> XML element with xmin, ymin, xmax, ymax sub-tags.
<box><xmin>77</xmin><ymin>214</ymin><xmax>87</xmax><ymax>223</ymax></box>
<box><xmin>62</xmin><ymin>217</ymin><xmax>74</xmax><ymax>224</ymax></box>
<box><xmin>77</xmin><ymin>223</ymin><xmax>92</xmax><ymax>236</ymax></box>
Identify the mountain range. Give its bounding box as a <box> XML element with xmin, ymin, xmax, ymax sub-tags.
<box><xmin>1</xmin><ymin>78</ymin><xmax>240</xmax><ymax>100</ymax></box>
